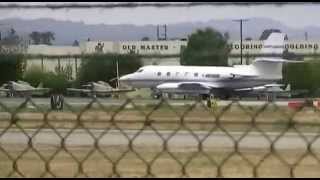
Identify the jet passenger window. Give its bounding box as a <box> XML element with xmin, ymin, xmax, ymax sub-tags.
<box><xmin>205</xmin><ymin>74</ymin><xmax>220</xmax><ymax>78</ymax></box>
<box><xmin>157</xmin><ymin>72</ymin><xmax>161</xmax><ymax>76</ymax></box>
<box><xmin>167</xmin><ymin>72</ymin><xmax>171</xmax><ymax>76</ymax></box>
<box><xmin>194</xmin><ymin>73</ymin><xmax>198</xmax><ymax>77</ymax></box>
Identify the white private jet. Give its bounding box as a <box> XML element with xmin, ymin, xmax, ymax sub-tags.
<box><xmin>0</xmin><ymin>80</ymin><xmax>50</xmax><ymax>97</ymax></box>
<box><xmin>119</xmin><ymin>32</ymin><xmax>301</xmax><ymax>100</ymax></box>
<box><xmin>67</xmin><ymin>81</ymin><xmax>134</xmax><ymax>97</ymax></box>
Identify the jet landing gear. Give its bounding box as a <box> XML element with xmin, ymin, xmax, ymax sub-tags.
<box><xmin>201</xmin><ymin>94</ymin><xmax>216</xmax><ymax>108</ymax></box>
<box><xmin>151</xmin><ymin>88</ymin><xmax>163</xmax><ymax>99</ymax></box>
<box><xmin>50</xmin><ymin>94</ymin><xmax>64</xmax><ymax>110</ymax></box>
<box><xmin>152</xmin><ymin>93</ymin><xmax>162</xmax><ymax>99</ymax></box>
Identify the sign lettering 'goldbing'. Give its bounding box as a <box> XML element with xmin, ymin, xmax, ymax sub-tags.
<box><xmin>229</xmin><ymin>43</ymin><xmax>319</xmax><ymax>50</ymax></box>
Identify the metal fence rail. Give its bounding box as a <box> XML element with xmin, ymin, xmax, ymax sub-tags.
<box><xmin>0</xmin><ymin>97</ymin><xmax>320</xmax><ymax>177</ymax></box>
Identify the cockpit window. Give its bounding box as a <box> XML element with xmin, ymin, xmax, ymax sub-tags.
<box><xmin>137</xmin><ymin>69</ymin><xmax>144</xmax><ymax>73</ymax></box>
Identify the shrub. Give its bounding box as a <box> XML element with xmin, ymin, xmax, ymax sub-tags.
<box><xmin>23</xmin><ymin>65</ymin><xmax>47</xmax><ymax>87</ymax></box>
<box><xmin>43</xmin><ymin>72</ymin><xmax>70</xmax><ymax>94</ymax></box>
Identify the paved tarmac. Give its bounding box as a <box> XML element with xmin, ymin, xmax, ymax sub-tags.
<box><xmin>0</xmin><ymin>128</ymin><xmax>316</xmax><ymax>151</ymax></box>
<box><xmin>0</xmin><ymin>97</ymin><xmax>294</xmax><ymax>108</ymax></box>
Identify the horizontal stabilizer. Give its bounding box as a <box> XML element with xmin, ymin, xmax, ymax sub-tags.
<box><xmin>235</xmin><ymin>84</ymin><xmax>285</xmax><ymax>92</ymax></box>
<box><xmin>254</xmin><ymin>58</ymin><xmax>304</xmax><ymax>64</ymax></box>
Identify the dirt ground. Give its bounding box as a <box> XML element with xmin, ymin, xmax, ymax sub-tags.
<box><xmin>1</xmin><ymin>104</ymin><xmax>320</xmax><ymax>177</ymax></box>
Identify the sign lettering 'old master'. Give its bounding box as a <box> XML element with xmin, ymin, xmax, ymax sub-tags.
<box><xmin>122</xmin><ymin>45</ymin><xmax>169</xmax><ymax>51</ymax></box>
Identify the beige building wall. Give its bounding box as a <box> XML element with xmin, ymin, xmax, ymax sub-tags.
<box><xmin>26</xmin><ymin>45</ymin><xmax>82</xmax><ymax>80</ymax></box>
<box><xmin>79</xmin><ymin>40</ymin><xmax>187</xmax><ymax>55</ymax></box>
<box><xmin>25</xmin><ymin>40</ymin><xmax>187</xmax><ymax>79</ymax></box>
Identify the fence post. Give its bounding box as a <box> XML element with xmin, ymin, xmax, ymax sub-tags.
<box><xmin>75</xmin><ymin>56</ymin><xmax>78</xmax><ymax>79</ymax></box>
<box><xmin>41</xmin><ymin>56</ymin><xmax>44</xmax><ymax>71</ymax></box>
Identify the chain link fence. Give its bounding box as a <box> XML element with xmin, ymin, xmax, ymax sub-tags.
<box><xmin>1</xmin><ymin>96</ymin><xmax>320</xmax><ymax>177</ymax></box>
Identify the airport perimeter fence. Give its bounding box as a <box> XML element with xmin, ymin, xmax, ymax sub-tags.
<box><xmin>1</xmin><ymin>96</ymin><xmax>320</xmax><ymax>177</ymax></box>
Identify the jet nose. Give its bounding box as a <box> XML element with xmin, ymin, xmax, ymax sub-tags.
<box><xmin>119</xmin><ymin>75</ymin><xmax>129</xmax><ymax>81</ymax></box>
<box><xmin>119</xmin><ymin>74</ymin><xmax>134</xmax><ymax>86</ymax></box>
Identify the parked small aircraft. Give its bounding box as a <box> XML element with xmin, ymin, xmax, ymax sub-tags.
<box><xmin>0</xmin><ymin>80</ymin><xmax>50</xmax><ymax>97</ymax></box>
<box><xmin>67</xmin><ymin>81</ymin><xmax>134</xmax><ymax>97</ymax></box>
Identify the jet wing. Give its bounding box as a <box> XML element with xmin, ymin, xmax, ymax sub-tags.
<box><xmin>14</xmin><ymin>88</ymin><xmax>50</xmax><ymax>92</ymax></box>
<box><xmin>67</xmin><ymin>88</ymin><xmax>91</xmax><ymax>93</ymax></box>
<box><xmin>234</xmin><ymin>84</ymin><xmax>285</xmax><ymax>92</ymax></box>
<box><xmin>0</xmin><ymin>88</ymin><xmax>10</xmax><ymax>92</ymax></box>
<box><xmin>108</xmin><ymin>88</ymin><xmax>135</xmax><ymax>93</ymax></box>
<box><xmin>67</xmin><ymin>88</ymin><xmax>134</xmax><ymax>94</ymax></box>
<box><xmin>157</xmin><ymin>82</ymin><xmax>223</xmax><ymax>90</ymax></box>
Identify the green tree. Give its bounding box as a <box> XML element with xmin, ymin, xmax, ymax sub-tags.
<box><xmin>0</xmin><ymin>54</ymin><xmax>26</xmax><ymax>85</ymax></box>
<box><xmin>41</xmin><ymin>31</ymin><xmax>55</xmax><ymax>45</ymax></box>
<box><xmin>282</xmin><ymin>60</ymin><xmax>320</xmax><ymax>96</ymax></box>
<box><xmin>43</xmin><ymin>72</ymin><xmax>70</xmax><ymax>94</ymax></box>
<box><xmin>2</xmin><ymin>28</ymin><xmax>20</xmax><ymax>46</ymax></box>
<box><xmin>77</xmin><ymin>54</ymin><xmax>142</xmax><ymax>87</ymax></box>
<box><xmin>180</xmin><ymin>27</ymin><xmax>230</xmax><ymax>66</ymax></box>
<box><xmin>72</xmin><ymin>40</ymin><xmax>79</xmax><ymax>46</ymax></box>
<box><xmin>29</xmin><ymin>31</ymin><xmax>55</xmax><ymax>45</ymax></box>
<box><xmin>141</xmin><ymin>36</ymin><xmax>150</xmax><ymax>41</ymax></box>
<box><xmin>29</xmin><ymin>31</ymin><xmax>41</xmax><ymax>45</ymax></box>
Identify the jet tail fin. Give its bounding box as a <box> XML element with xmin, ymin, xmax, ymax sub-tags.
<box><xmin>260</xmin><ymin>32</ymin><xmax>285</xmax><ymax>55</ymax></box>
<box><xmin>252</xmin><ymin>32</ymin><xmax>303</xmax><ymax>79</ymax></box>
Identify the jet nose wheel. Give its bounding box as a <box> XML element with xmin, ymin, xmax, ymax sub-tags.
<box><xmin>153</xmin><ymin>94</ymin><xmax>162</xmax><ymax>99</ymax></box>
<box><xmin>151</xmin><ymin>93</ymin><xmax>162</xmax><ymax>99</ymax></box>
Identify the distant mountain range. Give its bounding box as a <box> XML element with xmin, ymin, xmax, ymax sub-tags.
<box><xmin>1</xmin><ymin>17</ymin><xmax>320</xmax><ymax>45</ymax></box>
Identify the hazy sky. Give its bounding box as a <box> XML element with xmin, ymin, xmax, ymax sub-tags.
<box><xmin>0</xmin><ymin>2</ymin><xmax>319</xmax><ymax>29</ymax></box>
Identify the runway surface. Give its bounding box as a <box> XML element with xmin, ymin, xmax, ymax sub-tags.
<box><xmin>0</xmin><ymin>97</ymin><xmax>313</xmax><ymax>151</ymax></box>
<box><xmin>0</xmin><ymin>97</ymin><xmax>293</xmax><ymax>108</ymax></box>
<box><xmin>0</xmin><ymin>128</ymin><xmax>316</xmax><ymax>151</ymax></box>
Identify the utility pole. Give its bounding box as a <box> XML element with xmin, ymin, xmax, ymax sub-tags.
<box><xmin>116</xmin><ymin>59</ymin><xmax>119</xmax><ymax>89</ymax></box>
<box><xmin>156</xmin><ymin>24</ymin><xmax>167</xmax><ymax>40</ymax></box>
<box><xmin>233</xmin><ymin>19</ymin><xmax>249</xmax><ymax>65</ymax></box>
<box><xmin>157</xmin><ymin>25</ymin><xmax>159</xmax><ymax>40</ymax></box>
<box><xmin>305</xmin><ymin>32</ymin><xmax>308</xmax><ymax>41</ymax></box>
<box><xmin>164</xmin><ymin>24</ymin><xmax>167</xmax><ymax>40</ymax></box>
